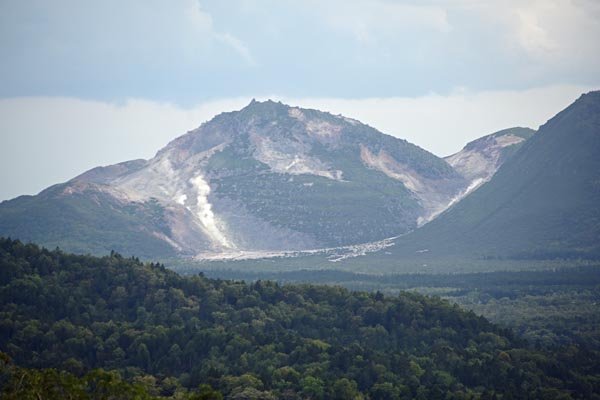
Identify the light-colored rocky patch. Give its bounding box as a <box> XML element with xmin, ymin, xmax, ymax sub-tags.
<box><xmin>152</xmin><ymin>231</ymin><xmax>183</xmax><ymax>252</ymax></box>
<box><xmin>445</xmin><ymin>149</ymin><xmax>491</xmax><ymax>183</ymax></box>
<box><xmin>195</xmin><ymin>235</ymin><xmax>397</xmax><ymax>262</ymax></box>
<box><xmin>339</xmin><ymin>115</ymin><xmax>360</xmax><ymax>126</ymax></box>
<box><xmin>305</xmin><ymin>119</ymin><xmax>342</xmax><ymax>141</ymax></box>
<box><xmin>109</xmin><ymin>145</ymin><xmax>237</xmax><ymax>251</ymax></box>
<box><xmin>422</xmin><ymin>177</ymin><xmax>487</xmax><ymax>223</ymax></box>
<box><xmin>360</xmin><ymin>145</ymin><xmax>425</xmax><ymax>193</ymax></box>
<box><xmin>445</xmin><ymin>133</ymin><xmax>526</xmax><ymax>190</ymax></box>
<box><xmin>251</xmin><ymin>134</ymin><xmax>343</xmax><ymax>181</ymax></box>
<box><xmin>175</xmin><ymin>194</ymin><xmax>187</xmax><ymax>205</ymax></box>
<box><xmin>495</xmin><ymin>134</ymin><xmax>525</xmax><ymax>147</ymax></box>
<box><xmin>360</xmin><ymin>145</ymin><xmax>464</xmax><ymax>225</ymax></box>
<box><xmin>289</xmin><ymin>108</ymin><xmax>343</xmax><ymax>144</ymax></box>
<box><xmin>288</xmin><ymin>107</ymin><xmax>305</xmax><ymax>121</ymax></box>
<box><xmin>60</xmin><ymin>181</ymin><xmax>134</xmax><ymax>204</ymax></box>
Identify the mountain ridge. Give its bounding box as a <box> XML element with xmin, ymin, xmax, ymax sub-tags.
<box><xmin>367</xmin><ymin>90</ymin><xmax>600</xmax><ymax>263</ymax></box>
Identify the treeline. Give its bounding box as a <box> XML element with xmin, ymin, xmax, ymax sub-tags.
<box><xmin>1</xmin><ymin>238</ymin><xmax>599</xmax><ymax>399</ymax></box>
<box><xmin>198</xmin><ymin>266</ymin><xmax>600</xmax><ymax>292</ymax></box>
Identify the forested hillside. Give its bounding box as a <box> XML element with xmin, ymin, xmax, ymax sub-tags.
<box><xmin>1</xmin><ymin>238</ymin><xmax>599</xmax><ymax>399</ymax></box>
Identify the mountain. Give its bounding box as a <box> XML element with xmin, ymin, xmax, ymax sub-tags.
<box><xmin>0</xmin><ymin>100</ymin><xmax>468</xmax><ymax>258</ymax></box>
<box><xmin>376</xmin><ymin>91</ymin><xmax>600</xmax><ymax>262</ymax></box>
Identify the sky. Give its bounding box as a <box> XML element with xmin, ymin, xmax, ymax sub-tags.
<box><xmin>1</xmin><ymin>0</ymin><xmax>599</xmax><ymax>201</ymax></box>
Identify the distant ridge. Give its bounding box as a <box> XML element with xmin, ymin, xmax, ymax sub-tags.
<box><xmin>374</xmin><ymin>91</ymin><xmax>600</xmax><ymax>262</ymax></box>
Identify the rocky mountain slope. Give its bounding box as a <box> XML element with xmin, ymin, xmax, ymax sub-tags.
<box><xmin>412</xmin><ymin>126</ymin><xmax>536</xmax><ymax>222</ymax></box>
<box><xmin>368</xmin><ymin>91</ymin><xmax>600</xmax><ymax>262</ymax></box>
<box><xmin>445</xmin><ymin>127</ymin><xmax>535</xmax><ymax>193</ymax></box>
<box><xmin>0</xmin><ymin>100</ymin><xmax>476</xmax><ymax>258</ymax></box>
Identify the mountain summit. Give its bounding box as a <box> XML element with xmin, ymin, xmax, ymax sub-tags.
<box><xmin>0</xmin><ymin>100</ymin><xmax>472</xmax><ymax>258</ymax></box>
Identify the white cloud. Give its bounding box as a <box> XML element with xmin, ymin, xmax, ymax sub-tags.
<box><xmin>464</xmin><ymin>0</ymin><xmax>600</xmax><ymax>65</ymax></box>
<box><xmin>187</xmin><ymin>0</ymin><xmax>256</xmax><ymax>65</ymax></box>
<box><xmin>0</xmin><ymin>0</ymin><xmax>256</xmax><ymax>74</ymax></box>
<box><xmin>0</xmin><ymin>84</ymin><xmax>596</xmax><ymax>200</ymax></box>
<box><xmin>216</xmin><ymin>32</ymin><xmax>256</xmax><ymax>66</ymax></box>
<box><xmin>300</xmin><ymin>0</ymin><xmax>600</xmax><ymax>84</ymax></box>
<box><xmin>514</xmin><ymin>6</ymin><xmax>557</xmax><ymax>55</ymax></box>
<box><xmin>1</xmin><ymin>0</ymin><xmax>598</xmax><ymax>102</ymax></box>
<box><xmin>318</xmin><ymin>0</ymin><xmax>452</xmax><ymax>44</ymax></box>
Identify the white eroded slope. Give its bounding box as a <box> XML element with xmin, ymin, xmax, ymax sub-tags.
<box><xmin>359</xmin><ymin>145</ymin><xmax>464</xmax><ymax>225</ymax></box>
<box><xmin>446</xmin><ymin>134</ymin><xmax>524</xmax><ymax>183</ymax></box>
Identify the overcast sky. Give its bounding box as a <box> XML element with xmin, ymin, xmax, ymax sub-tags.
<box><xmin>1</xmin><ymin>0</ymin><xmax>599</xmax><ymax>200</ymax></box>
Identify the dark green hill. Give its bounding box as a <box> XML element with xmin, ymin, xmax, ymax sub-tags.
<box><xmin>1</xmin><ymin>238</ymin><xmax>598</xmax><ymax>398</ymax></box>
<box><xmin>377</xmin><ymin>91</ymin><xmax>600</xmax><ymax>262</ymax></box>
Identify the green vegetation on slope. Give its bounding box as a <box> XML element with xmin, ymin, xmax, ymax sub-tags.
<box><xmin>200</xmin><ymin>267</ymin><xmax>600</xmax><ymax>351</ymax></box>
<box><xmin>373</xmin><ymin>91</ymin><xmax>600</xmax><ymax>263</ymax></box>
<box><xmin>1</xmin><ymin>238</ymin><xmax>600</xmax><ymax>398</ymax></box>
<box><xmin>0</xmin><ymin>354</ymin><xmax>223</xmax><ymax>399</ymax></box>
<box><xmin>211</xmin><ymin>169</ymin><xmax>417</xmax><ymax>246</ymax></box>
<box><xmin>204</xmin><ymin>101</ymin><xmax>447</xmax><ymax>246</ymax></box>
<box><xmin>470</xmin><ymin>127</ymin><xmax>536</xmax><ymax>163</ymax></box>
<box><xmin>0</xmin><ymin>185</ymin><xmax>176</xmax><ymax>259</ymax></box>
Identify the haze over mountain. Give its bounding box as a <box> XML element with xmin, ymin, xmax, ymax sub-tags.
<box><xmin>1</xmin><ymin>100</ymin><xmax>510</xmax><ymax>259</ymax></box>
<box><xmin>369</xmin><ymin>91</ymin><xmax>600</xmax><ymax>263</ymax></box>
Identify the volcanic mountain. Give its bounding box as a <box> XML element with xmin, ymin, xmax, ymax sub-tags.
<box><xmin>0</xmin><ymin>100</ymin><xmax>477</xmax><ymax>258</ymax></box>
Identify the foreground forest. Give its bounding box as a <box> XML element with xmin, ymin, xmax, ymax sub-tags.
<box><xmin>204</xmin><ymin>267</ymin><xmax>600</xmax><ymax>350</ymax></box>
<box><xmin>1</xmin><ymin>238</ymin><xmax>599</xmax><ymax>399</ymax></box>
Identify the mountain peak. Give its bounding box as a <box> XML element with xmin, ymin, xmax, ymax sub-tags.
<box><xmin>580</xmin><ymin>90</ymin><xmax>600</xmax><ymax>100</ymax></box>
<box><xmin>241</xmin><ymin>98</ymin><xmax>288</xmax><ymax>114</ymax></box>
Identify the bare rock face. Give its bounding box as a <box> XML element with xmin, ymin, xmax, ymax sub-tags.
<box><xmin>442</xmin><ymin>127</ymin><xmax>536</xmax><ymax>210</ymax></box>
<box><xmin>445</xmin><ymin>127</ymin><xmax>535</xmax><ymax>185</ymax></box>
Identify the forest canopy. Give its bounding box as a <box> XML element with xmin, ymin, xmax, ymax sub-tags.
<box><xmin>0</xmin><ymin>238</ymin><xmax>599</xmax><ymax>399</ymax></box>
